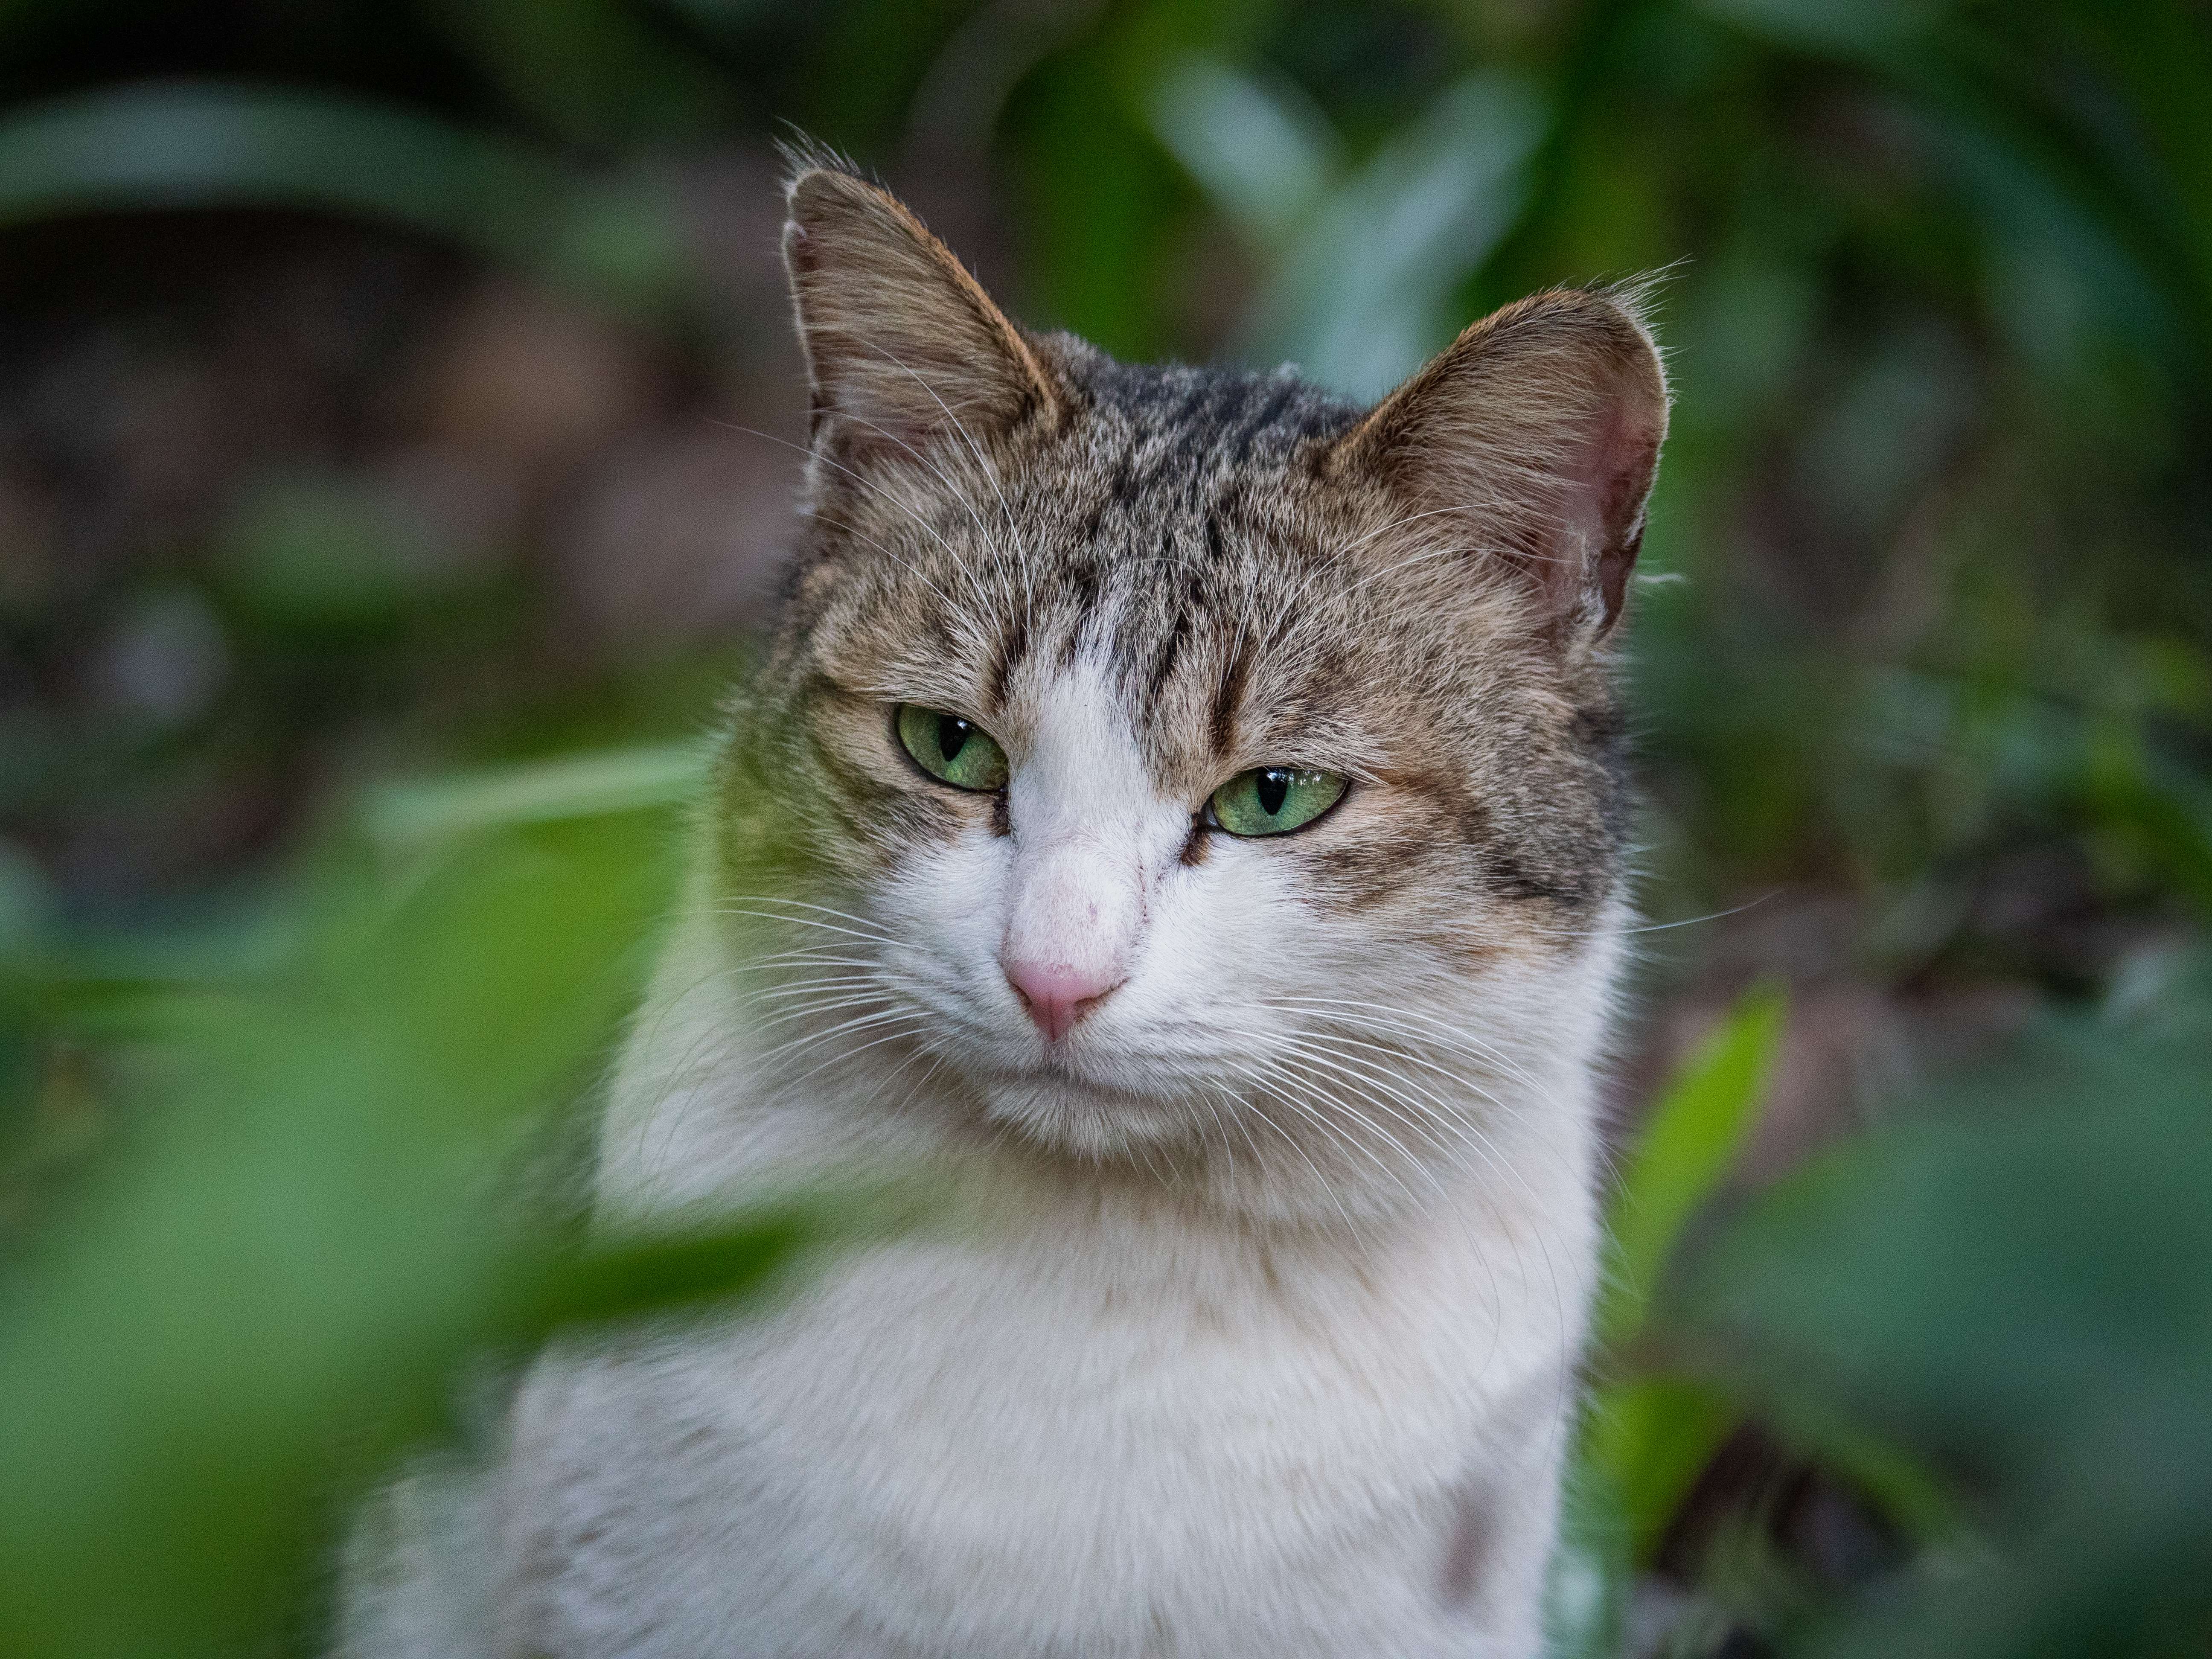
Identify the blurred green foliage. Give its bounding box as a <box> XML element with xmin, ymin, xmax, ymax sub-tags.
<box><xmin>1670</xmin><ymin>972</ymin><xmax>2212</xmax><ymax>1656</ymax></box>
<box><xmin>0</xmin><ymin>1</ymin><xmax>2208</xmax><ymax>1655</ymax></box>
<box><xmin>0</xmin><ymin>770</ymin><xmax>861</xmax><ymax>1658</ymax></box>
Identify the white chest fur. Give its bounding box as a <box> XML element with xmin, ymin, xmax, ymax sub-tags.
<box><xmin>475</xmin><ymin>914</ymin><xmax>1603</xmax><ymax>1659</ymax></box>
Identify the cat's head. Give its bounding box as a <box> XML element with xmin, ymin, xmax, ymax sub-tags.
<box><xmin>716</xmin><ymin>164</ymin><xmax>1665</xmax><ymax>1203</ymax></box>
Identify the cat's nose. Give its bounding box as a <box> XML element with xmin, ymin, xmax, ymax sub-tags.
<box><xmin>1002</xmin><ymin>960</ymin><xmax>1123</xmax><ymax>1043</ymax></box>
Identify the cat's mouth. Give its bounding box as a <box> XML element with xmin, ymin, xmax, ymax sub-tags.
<box><xmin>953</xmin><ymin>1023</ymin><xmax>1274</xmax><ymax>1151</ymax></box>
<box><xmin>974</xmin><ymin>1067</ymin><xmax>1211</xmax><ymax>1156</ymax></box>
<box><xmin>986</xmin><ymin>1030</ymin><xmax>1208</xmax><ymax>1098</ymax></box>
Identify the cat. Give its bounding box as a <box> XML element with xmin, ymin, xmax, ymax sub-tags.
<box><xmin>339</xmin><ymin>158</ymin><xmax>1666</xmax><ymax>1659</ymax></box>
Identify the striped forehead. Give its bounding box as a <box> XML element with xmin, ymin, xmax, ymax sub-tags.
<box><xmin>984</xmin><ymin>370</ymin><xmax>1354</xmax><ymax>660</ymax></box>
<box><xmin>801</xmin><ymin>358</ymin><xmax>1374</xmax><ymax>772</ymax></box>
<box><xmin>968</xmin><ymin>438</ymin><xmax>1367</xmax><ymax>788</ymax></box>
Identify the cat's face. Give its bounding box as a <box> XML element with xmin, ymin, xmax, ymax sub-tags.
<box><xmin>717</xmin><ymin>167</ymin><xmax>1664</xmax><ymax>1192</ymax></box>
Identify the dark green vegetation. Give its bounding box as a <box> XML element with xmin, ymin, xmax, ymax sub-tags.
<box><xmin>0</xmin><ymin>3</ymin><xmax>2207</xmax><ymax>1655</ymax></box>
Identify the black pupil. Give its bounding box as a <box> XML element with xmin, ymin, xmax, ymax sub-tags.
<box><xmin>936</xmin><ymin>714</ymin><xmax>972</xmax><ymax>764</ymax></box>
<box><xmin>1256</xmin><ymin>768</ymin><xmax>1290</xmax><ymax>816</ymax></box>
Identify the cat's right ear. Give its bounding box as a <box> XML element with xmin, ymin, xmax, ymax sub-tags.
<box><xmin>1323</xmin><ymin>285</ymin><xmax>1668</xmax><ymax>641</ymax></box>
<box><xmin>783</xmin><ymin>165</ymin><xmax>1062</xmax><ymax>468</ymax></box>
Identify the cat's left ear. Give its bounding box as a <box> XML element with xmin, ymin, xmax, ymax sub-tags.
<box><xmin>1324</xmin><ymin>286</ymin><xmax>1668</xmax><ymax>638</ymax></box>
<box><xmin>783</xmin><ymin>164</ymin><xmax>1063</xmax><ymax>467</ymax></box>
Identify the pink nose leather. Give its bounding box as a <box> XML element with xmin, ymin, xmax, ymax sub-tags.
<box><xmin>1004</xmin><ymin>961</ymin><xmax>1122</xmax><ymax>1043</ymax></box>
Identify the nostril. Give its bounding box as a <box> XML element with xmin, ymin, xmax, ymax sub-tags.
<box><xmin>1003</xmin><ymin>962</ymin><xmax>1124</xmax><ymax>1043</ymax></box>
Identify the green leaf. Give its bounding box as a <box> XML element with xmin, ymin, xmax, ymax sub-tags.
<box><xmin>1568</xmin><ymin>988</ymin><xmax>1784</xmax><ymax>1582</ymax></box>
<box><xmin>1145</xmin><ymin>56</ymin><xmax>1339</xmax><ymax>248</ymax></box>
<box><xmin>1286</xmin><ymin>72</ymin><xmax>1545</xmax><ymax>390</ymax></box>
<box><xmin>358</xmin><ymin>742</ymin><xmax>710</xmax><ymax>853</ymax></box>
<box><xmin>1595</xmin><ymin>985</ymin><xmax>1786</xmax><ymax>1351</ymax></box>
<box><xmin>1543</xmin><ymin>1454</ymin><xmax>1634</xmax><ymax>1659</ymax></box>
<box><xmin>1583</xmin><ymin>1377</ymin><xmax>1739</xmax><ymax>1564</ymax></box>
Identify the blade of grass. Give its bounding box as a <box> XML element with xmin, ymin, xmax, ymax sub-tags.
<box><xmin>1569</xmin><ymin>987</ymin><xmax>1785</xmax><ymax>1582</ymax></box>
<box><xmin>1595</xmin><ymin>985</ymin><xmax>1785</xmax><ymax>1351</ymax></box>
<box><xmin>358</xmin><ymin>742</ymin><xmax>710</xmax><ymax>854</ymax></box>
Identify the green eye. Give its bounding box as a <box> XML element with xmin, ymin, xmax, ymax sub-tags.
<box><xmin>1206</xmin><ymin>766</ymin><xmax>1348</xmax><ymax>837</ymax></box>
<box><xmin>896</xmin><ymin>705</ymin><xmax>1010</xmax><ymax>792</ymax></box>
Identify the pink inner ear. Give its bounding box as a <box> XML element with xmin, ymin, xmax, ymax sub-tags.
<box><xmin>1547</xmin><ymin>386</ymin><xmax>1663</xmax><ymax>632</ymax></box>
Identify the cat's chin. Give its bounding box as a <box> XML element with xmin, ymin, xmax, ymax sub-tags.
<box><xmin>973</xmin><ymin>1070</ymin><xmax>1208</xmax><ymax>1161</ymax></box>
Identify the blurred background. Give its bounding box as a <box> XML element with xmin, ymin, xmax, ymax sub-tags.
<box><xmin>0</xmin><ymin>3</ymin><xmax>2208</xmax><ymax>1657</ymax></box>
